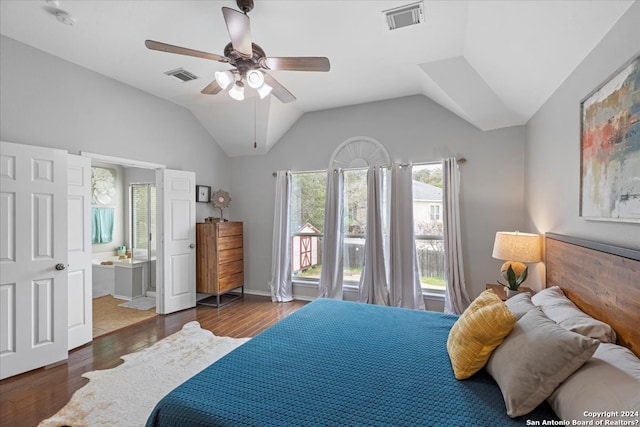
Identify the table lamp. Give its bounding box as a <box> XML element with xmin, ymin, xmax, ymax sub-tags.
<box><xmin>492</xmin><ymin>231</ymin><xmax>541</xmax><ymax>292</ymax></box>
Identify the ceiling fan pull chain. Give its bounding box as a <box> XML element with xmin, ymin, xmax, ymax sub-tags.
<box><xmin>253</xmin><ymin>96</ymin><xmax>257</xmax><ymax>149</ymax></box>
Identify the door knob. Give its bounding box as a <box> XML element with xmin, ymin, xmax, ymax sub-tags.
<box><xmin>189</xmin><ymin>243</ymin><xmax>196</xmax><ymax>249</ymax></box>
<box><xmin>55</xmin><ymin>263</ymin><xmax>67</xmax><ymax>271</ymax></box>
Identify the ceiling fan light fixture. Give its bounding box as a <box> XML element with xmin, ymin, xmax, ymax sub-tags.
<box><xmin>229</xmin><ymin>81</ymin><xmax>245</xmax><ymax>101</ymax></box>
<box><xmin>256</xmin><ymin>82</ymin><xmax>272</xmax><ymax>99</ymax></box>
<box><xmin>145</xmin><ymin>0</ymin><xmax>326</xmax><ymax>104</ymax></box>
<box><xmin>215</xmin><ymin>70</ymin><xmax>235</xmax><ymax>90</ymax></box>
<box><xmin>246</xmin><ymin>70</ymin><xmax>265</xmax><ymax>89</ymax></box>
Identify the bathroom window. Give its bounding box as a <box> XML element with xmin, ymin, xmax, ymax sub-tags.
<box><xmin>131</xmin><ymin>184</ymin><xmax>156</xmax><ymax>251</ymax></box>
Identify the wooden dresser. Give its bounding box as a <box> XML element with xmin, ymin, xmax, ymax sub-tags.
<box><xmin>196</xmin><ymin>221</ymin><xmax>244</xmax><ymax>307</ymax></box>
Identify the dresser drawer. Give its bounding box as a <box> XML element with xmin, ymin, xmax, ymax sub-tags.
<box><xmin>219</xmin><ymin>272</ymin><xmax>244</xmax><ymax>293</ymax></box>
<box><xmin>218</xmin><ymin>247</ymin><xmax>243</xmax><ymax>264</ymax></box>
<box><xmin>218</xmin><ymin>222</ymin><xmax>243</xmax><ymax>237</ymax></box>
<box><xmin>219</xmin><ymin>260</ymin><xmax>243</xmax><ymax>277</ymax></box>
<box><xmin>218</xmin><ymin>235</ymin><xmax>243</xmax><ymax>251</ymax></box>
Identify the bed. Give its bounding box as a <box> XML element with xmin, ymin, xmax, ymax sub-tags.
<box><xmin>146</xmin><ymin>233</ymin><xmax>640</xmax><ymax>426</ymax></box>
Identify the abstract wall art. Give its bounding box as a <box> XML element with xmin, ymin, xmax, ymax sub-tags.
<box><xmin>580</xmin><ymin>54</ymin><xmax>640</xmax><ymax>223</ymax></box>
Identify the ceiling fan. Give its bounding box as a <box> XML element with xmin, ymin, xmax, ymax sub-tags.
<box><xmin>145</xmin><ymin>0</ymin><xmax>330</xmax><ymax>103</ymax></box>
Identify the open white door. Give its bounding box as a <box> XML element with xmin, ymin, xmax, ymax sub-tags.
<box><xmin>67</xmin><ymin>155</ymin><xmax>92</xmax><ymax>350</ymax></box>
<box><xmin>0</xmin><ymin>141</ymin><xmax>68</xmax><ymax>379</ymax></box>
<box><xmin>156</xmin><ymin>169</ymin><xmax>196</xmax><ymax>314</ymax></box>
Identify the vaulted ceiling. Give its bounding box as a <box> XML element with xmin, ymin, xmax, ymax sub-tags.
<box><xmin>0</xmin><ymin>1</ymin><xmax>633</xmax><ymax>157</ymax></box>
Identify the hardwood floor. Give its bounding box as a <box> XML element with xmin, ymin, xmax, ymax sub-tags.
<box><xmin>0</xmin><ymin>295</ymin><xmax>307</xmax><ymax>426</ymax></box>
<box><xmin>93</xmin><ymin>295</ymin><xmax>157</xmax><ymax>338</ymax></box>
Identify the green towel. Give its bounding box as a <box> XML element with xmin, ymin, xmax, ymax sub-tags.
<box><xmin>92</xmin><ymin>207</ymin><xmax>114</xmax><ymax>243</ymax></box>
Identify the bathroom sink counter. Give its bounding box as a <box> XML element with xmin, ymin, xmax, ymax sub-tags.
<box><xmin>92</xmin><ymin>255</ymin><xmax>156</xmax><ymax>268</ymax></box>
<box><xmin>113</xmin><ymin>258</ymin><xmax>155</xmax><ymax>268</ymax></box>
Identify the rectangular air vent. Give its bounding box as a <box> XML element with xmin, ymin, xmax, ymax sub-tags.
<box><xmin>383</xmin><ymin>1</ymin><xmax>424</xmax><ymax>30</ymax></box>
<box><xmin>164</xmin><ymin>68</ymin><xmax>199</xmax><ymax>82</ymax></box>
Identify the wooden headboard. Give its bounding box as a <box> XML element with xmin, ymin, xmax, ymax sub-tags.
<box><xmin>545</xmin><ymin>233</ymin><xmax>640</xmax><ymax>357</ymax></box>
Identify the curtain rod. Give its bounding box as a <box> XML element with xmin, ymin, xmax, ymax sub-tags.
<box><xmin>271</xmin><ymin>157</ymin><xmax>466</xmax><ymax>177</ymax></box>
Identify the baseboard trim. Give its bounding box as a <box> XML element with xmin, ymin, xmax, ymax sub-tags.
<box><xmin>243</xmin><ymin>288</ymin><xmax>316</xmax><ymax>302</ymax></box>
<box><xmin>244</xmin><ymin>287</ymin><xmax>442</xmax><ymax>306</ymax></box>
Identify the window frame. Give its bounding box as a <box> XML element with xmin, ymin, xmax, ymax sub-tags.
<box><xmin>288</xmin><ymin>162</ymin><xmax>446</xmax><ymax>296</ymax></box>
<box><xmin>130</xmin><ymin>183</ymin><xmax>156</xmax><ymax>252</ymax></box>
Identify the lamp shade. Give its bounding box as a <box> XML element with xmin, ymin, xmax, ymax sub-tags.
<box><xmin>492</xmin><ymin>232</ymin><xmax>541</xmax><ymax>263</ymax></box>
<box><xmin>214</xmin><ymin>70</ymin><xmax>234</xmax><ymax>90</ymax></box>
<box><xmin>228</xmin><ymin>82</ymin><xmax>245</xmax><ymax>101</ymax></box>
<box><xmin>246</xmin><ymin>70</ymin><xmax>265</xmax><ymax>89</ymax></box>
<box><xmin>256</xmin><ymin>82</ymin><xmax>272</xmax><ymax>99</ymax></box>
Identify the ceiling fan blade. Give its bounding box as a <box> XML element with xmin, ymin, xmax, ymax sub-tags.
<box><xmin>145</xmin><ymin>40</ymin><xmax>228</xmax><ymax>63</ymax></box>
<box><xmin>222</xmin><ymin>7</ymin><xmax>253</xmax><ymax>57</ymax></box>
<box><xmin>201</xmin><ymin>80</ymin><xmax>222</xmax><ymax>95</ymax></box>
<box><xmin>262</xmin><ymin>57</ymin><xmax>330</xmax><ymax>72</ymax></box>
<box><xmin>263</xmin><ymin>73</ymin><xmax>296</xmax><ymax>103</ymax></box>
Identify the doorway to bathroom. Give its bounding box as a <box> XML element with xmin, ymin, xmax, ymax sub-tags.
<box><xmin>86</xmin><ymin>151</ymin><xmax>196</xmax><ymax>339</ymax></box>
<box><xmin>91</xmin><ymin>161</ymin><xmax>161</xmax><ymax>338</ymax></box>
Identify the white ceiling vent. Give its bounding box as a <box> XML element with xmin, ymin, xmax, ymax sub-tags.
<box><xmin>164</xmin><ymin>68</ymin><xmax>199</xmax><ymax>82</ymax></box>
<box><xmin>383</xmin><ymin>1</ymin><xmax>424</xmax><ymax>30</ymax></box>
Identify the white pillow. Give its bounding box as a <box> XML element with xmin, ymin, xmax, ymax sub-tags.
<box><xmin>531</xmin><ymin>286</ymin><xmax>617</xmax><ymax>343</ymax></box>
<box><xmin>504</xmin><ymin>292</ymin><xmax>536</xmax><ymax>320</ymax></box>
<box><xmin>485</xmin><ymin>307</ymin><xmax>599</xmax><ymax>418</ymax></box>
<box><xmin>548</xmin><ymin>343</ymin><xmax>640</xmax><ymax>421</ymax></box>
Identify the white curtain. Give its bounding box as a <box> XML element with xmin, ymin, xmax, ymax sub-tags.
<box><xmin>268</xmin><ymin>171</ymin><xmax>293</xmax><ymax>302</ymax></box>
<box><xmin>442</xmin><ymin>158</ymin><xmax>471</xmax><ymax>314</ymax></box>
<box><xmin>389</xmin><ymin>163</ymin><xmax>425</xmax><ymax>310</ymax></box>
<box><xmin>318</xmin><ymin>169</ymin><xmax>344</xmax><ymax>299</ymax></box>
<box><xmin>357</xmin><ymin>166</ymin><xmax>390</xmax><ymax>305</ymax></box>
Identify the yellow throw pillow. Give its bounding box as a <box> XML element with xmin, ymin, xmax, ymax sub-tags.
<box><xmin>447</xmin><ymin>290</ymin><xmax>517</xmax><ymax>379</ymax></box>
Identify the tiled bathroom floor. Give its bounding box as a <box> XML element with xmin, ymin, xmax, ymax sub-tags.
<box><xmin>93</xmin><ymin>295</ymin><xmax>157</xmax><ymax>338</ymax></box>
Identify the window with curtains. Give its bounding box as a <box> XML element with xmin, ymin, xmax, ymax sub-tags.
<box><xmin>412</xmin><ymin>164</ymin><xmax>445</xmax><ymax>291</ymax></box>
<box><xmin>289</xmin><ymin>169</ymin><xmax>370</xmax><ymax>283</ymax></box>
<box><xmin>289</xmin><ymin>164</ymin><xmax>444</xmax><ymax>290</ymax></box>
<box><xmin>290</xmin><ymin>172</ymin><xmax>326</xmax><ymax>280</ymax></box>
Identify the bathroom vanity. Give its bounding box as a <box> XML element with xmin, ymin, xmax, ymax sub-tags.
<box><xmin>113</xmin><ymin>259</ymin><xmax>145</xmax><ymax>300</ymax></box>
<box><xmin>92</xmin><ymin>255</ymin><xmax>155</xmax><ymax>300</ymax></box>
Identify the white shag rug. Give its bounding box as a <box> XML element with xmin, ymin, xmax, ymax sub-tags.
<box><xmin>118</xmin><ymin>296</ymin><xmax>156</xmax><ymax>311</ymax></box>
<box><xmin>38</xmin><ymin>321</ymin><xmax>249</xmax><ymax>427</ymax></box>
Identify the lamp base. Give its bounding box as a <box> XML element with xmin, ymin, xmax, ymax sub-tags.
<box><xmin>500</xmin><ymin>261</ymin><xmax>527</xmax><ymax>282</ymax></box>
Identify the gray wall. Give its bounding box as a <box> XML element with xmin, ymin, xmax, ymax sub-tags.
<box><xmin>229</xmin><ymin>95</ymin><xmax>528</xmax><ymax>302</ymax></box>
<box><xmin>524</xmin><ymin>2</ymin><xmax>640</xmax><ymax>285</ymax></box>
<box><xmin>0</xmin><ymin>35</ymin><xmax>229</xmax><ymax>222</ymax></box>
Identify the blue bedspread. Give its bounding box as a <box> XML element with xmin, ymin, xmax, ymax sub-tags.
<box><xmin>146</xmin><ymin>299</ymin><xmax>558</xmax><ymax>426</ymax></box>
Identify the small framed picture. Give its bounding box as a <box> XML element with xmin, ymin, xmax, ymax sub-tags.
<box><xmin>196</xmin><ymin>185</ymin><xmax>211</xmax><ymax>203</ymax></box>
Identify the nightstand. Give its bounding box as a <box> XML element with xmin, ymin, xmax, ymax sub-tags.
<box><xmin>485</xmin><ymin>284</ymin><xmax>534</xmax><ymax>301</ymax></box>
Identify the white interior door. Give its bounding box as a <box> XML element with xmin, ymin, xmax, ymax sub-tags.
<box><xmin>156</xmin><ymin>169</ymin><xmax>196</xmax><ymax>314</ymax></box>
<box><xmin>0</xmin><ymin>141</ymin><xmax>68</xmax><ymax>380</ymax></box>
<box><xmin>67</xmin><ymin>154</ymin><xmax>92</xmax><ymax>350</ymax></box>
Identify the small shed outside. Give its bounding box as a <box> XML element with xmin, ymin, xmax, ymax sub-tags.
<box><xmin>292</xmin><ymin>223</ymin><xmax>321</xmax><ymax>272</ymax></box>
